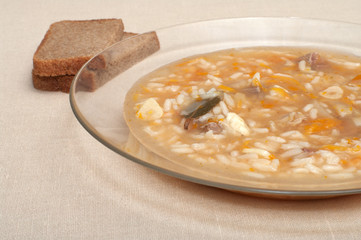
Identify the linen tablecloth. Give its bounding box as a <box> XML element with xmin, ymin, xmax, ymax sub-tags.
<box><xmin>2</xmin><ymin>0</ymin><xmax>361</xmax><ymax>239</ymax></box>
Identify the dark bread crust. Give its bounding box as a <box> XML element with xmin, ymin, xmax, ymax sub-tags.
<box><xmin>77</xmin><ymin>31</ymin><xmax>160</xmax><ymax>92</ymax></box>
<box><xmin>33</xmin><ymin>19</ymin><xmax>124</xmax><ymax>76</ymax></box>
<box><xmin>32</xmin><ymin>72</ymin><xmax>74</xmax><ymax>93</ymax></box>
<box><xmin>87</xmin><ymin>54</ymin><xmax>107</xmax><ymax>70</ymax></box>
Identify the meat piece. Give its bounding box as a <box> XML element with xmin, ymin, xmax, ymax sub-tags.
<box><xmin>298</xmin><ymin>52</ymin><xmax>329</xmax><ymax>71</ymax></box>
<box><xmin>302</xmin><ymin>147</ymin><xmax>317</xmax><ymax>153</ymax></box>
<box><xmin>201</xmin><ymin>122</ymin><xmax>223</xmax><ymax>134</ymax></box>
<box><xmin>241</xmin><ymin>86</ymin><xmax>261</xmax><ymax>95</ymax></box>
<box><xmin>184</xmin><ymin>118</ymin><xmax>193</xmax><ymax>130</ymax></box>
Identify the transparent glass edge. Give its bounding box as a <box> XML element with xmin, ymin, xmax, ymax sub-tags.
<box><xmin>69</xmin><ymin>17</ymin><xmax>361</xmax><ymax>197</ymax></box>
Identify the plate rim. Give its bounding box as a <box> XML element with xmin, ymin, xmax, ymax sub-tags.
<box><xmin>70</xmin><ymin>16</ymin><xmax>361</xmax><ymax>198</ymax></box>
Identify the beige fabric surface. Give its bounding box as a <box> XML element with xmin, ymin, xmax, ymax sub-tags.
<box><xmin>2</xmin><ymin>0</ymin><xmax>361</xmax><ymax>239</ymax></box>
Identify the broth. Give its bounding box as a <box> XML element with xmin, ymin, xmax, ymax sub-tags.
<box><xmin>124</xmin><ymin>47</ymin><xmax>361</xmax><ymax>181</ymax></box>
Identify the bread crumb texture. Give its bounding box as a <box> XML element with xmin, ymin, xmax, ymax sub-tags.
<box><xmin>33</xmin><ymin>19</ymin><xmax>124</xmax><ymax>76</ymax></box>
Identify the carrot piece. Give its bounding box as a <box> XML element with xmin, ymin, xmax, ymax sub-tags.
<box><xmin>349</xmin><ymin>74</ymin><xmax>361</xmax><ymax>86</ymax></box>
<box><xmin>142</xmin><ymin>86</ymin><xmax>151</xmax><ymax>93</ymax></box>
<box><xmin>258</xmin><ymin>62</ymin><xmax>270</xmax><ymax>69</ymax></box>
<box><xmin>267</xmin><ymin>75</ymin><xmax>306</xmax><ymax>92</ymax></box>
<box><xmin>304</xmin><ymin>118</ymin><xmax>342</xmax><ymax>134</ymax></box>
<box><xmin>306</xmin><ymin>93</ymin><xmax>318</xmax><ymax>99</ymax></box>
<box><xmin>349</xmin><ymin>157</ymin><xmax>361</xmax><ymax>167</ymax></box>
<box><xmin>175</xmin><ymin>59</ymin><xmax>194</xmax><ymax>67</ymax></box>
<box><xmin>340</xmin><ymin>160</ymin><xmax>348</xmax><ymax>165</ymax></box>
<box><xmin>270</xmin><ymin>86</ymin><xmax>290</xmax><ymax>99</ymax></box>
<box><xmin>260</xmin><ymin>100</ymin><xmax>275</xmax><ymax>108</ymax></box>
<box><xmin>322</xmin><ymin>145</ymin><xmax>349</xmax><ymax>151</ymax></box>
<box><xmin>196</xmin><ymin>71</ymin><xmax>208</xmax><ymax>76</ymax></box>
<box><xmin>242</xmin><ymin>140</ymin><xmax>251</xmax><ymax>149</ymax></box>
<box><xmin>270</xmin><ymin>74</ymin><xmax>296</xmax><ymax>82</ymax></box>
<box><xmin>133</xmin><ymin>93</ymin><xmax>140</xmax><ymax>101</ymax></box>
<box><xmin>218</xmin><ymin>85</ymin><xmax>236</xmax><ymax>93</ymax></box>
<box><xmin>136</xmin><ymin>112</ymin><xmax>144</xmax><ymax>119</ymax></box>
<box><xmin>352</xmin><ymin>74</ymin><xmax>361</xmax><ymax>81</ymax></box>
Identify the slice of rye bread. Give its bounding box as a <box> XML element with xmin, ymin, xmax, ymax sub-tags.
<box><xmin>33</xmin><ymin>32</ymin><xmax>137</xmax><ymax>93</ymax></box>
<box><xmin>77</xmin><ymin>31</ymin><xmax>160</xmax><ymax>92</ymax></box>
<box><xmin>32</xmin><ymin>73</ymin><xmax>74</xmax><ymax>93</ymax></box>
<box><xmin>33</xmin><ymin>19</ymin><xmax>124</xmax><ymax>77</ymax></box>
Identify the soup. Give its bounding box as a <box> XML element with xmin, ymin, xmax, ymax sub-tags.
<box><xmin>124</xmin><ymin>47</ymin><xmax>361</xmax><ymax>181</ymax></box>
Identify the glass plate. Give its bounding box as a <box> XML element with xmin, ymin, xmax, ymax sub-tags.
<box><xmin>70</xmin><ymin>17</ymin><xmax>361</xmax><ymax>199</ymax></box>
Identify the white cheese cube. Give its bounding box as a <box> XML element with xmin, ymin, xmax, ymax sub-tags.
<box><xmin>136</xmin><ymin>98</ymin><xmax>163</xmax><ymax>120</ymax></box>
<box><xmin>226</xmin><ymin>112</ymin><xmax>250</xmax><ymax>136</ymax></box>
